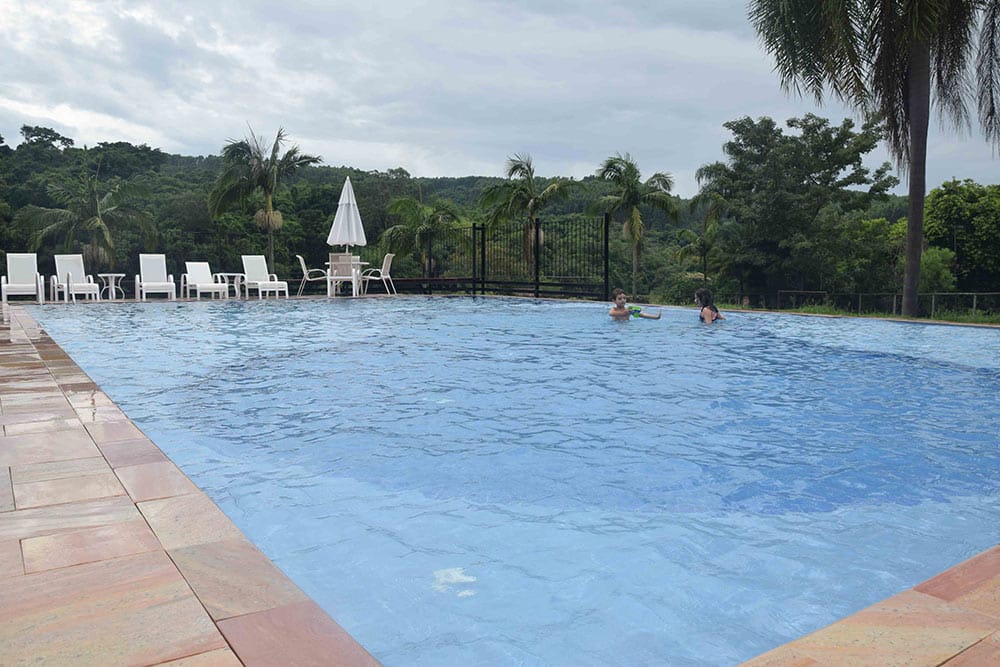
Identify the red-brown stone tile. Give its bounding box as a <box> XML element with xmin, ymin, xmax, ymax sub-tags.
<box><xmin>13</xmin><ymin>470</ymin><xmax>126</xmax><ymax>509</ymax></box>
<box><xmin>21</xmin><ymin>518</ymin><xmax>162</xmax><ymax>573</ymax></box>
<box><xmin>0</xmin><ymin>550</ymin><xmax>227</xmax><ymax>665</ymax></box>
<box><xmin>156</xmin><ymin>647</ymin><xmax>244</xmax><ymax>666</ymax></box>
<box><xmin>0</xmin><ymin>495</ymin><xmax>141</xmax><ymax>542</ymax></box>
<box><xmin>948</xmin><ymin>573</ymin><xmax>1000</xmax><ymax>620</ymax></box>
<box><xmin>943</xmin><ymin>631</ymin><xmax>1000</xmax><ymax>665</ymax></box>
<box><xmin>773</xmin><ymin>590</ymin><xmax>998</xmax><ymax>665</ymax></box>
<box><xmin>11</xmin><ymin>456</ymin><xmax>108</xmax><ymax>484</ymax></box>
<box><xmin>2</xmin><ymin>418</ymin><xmax>85</xmax><ymax>436</ymax></box>
<box><xmin>116</xmin><ymin>460</ymin><xmax>200</xmax><ymax>502</ymax></box>
<box><xmin>100</xmin><ymin>436</ymin><xmax>170</xmax><ymax>468</ymax></box>
<box><xmin>84</xmin><ymin>419</ymin><xmax>146</xmax><ymax>444</ymax></box>
<box><xmin>169</xmin><ymin>537</ymin><xmax>309</xmax><ymax>620</ymax></box>
<box><xmin>138</xmin><ymin>492</ymin><xmax>247</xmax><ymax>550</ymax></box>
<box><xmin>0</xmin><ymin>429</ymin><xmax>102</xmax><ymax>466</ymax></box>
<box><xmin>76</xmin><ymin>405</ymin><xmax>130</xmax><ymax>423</ymax></box>
<box><xmin>916</xmin><ymin>546</ymin><xmax>1000</xmax><ymax>602</ymax></box>
<box><xmin>218</xmin><ymin>599</ymin><xmax>381</xmax><ymax>667</ymax></box>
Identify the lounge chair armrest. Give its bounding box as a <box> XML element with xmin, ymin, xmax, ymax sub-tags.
<box><xmin>268</xmin><ymin>273</ymin><xmax>279</xmax><ymax>281</ymax></box>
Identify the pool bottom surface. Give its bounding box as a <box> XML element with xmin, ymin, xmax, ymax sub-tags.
<box><xmin>29</xmin><ymin>296</ymin><xmax>1000</xmax><ymax>665</ymax></box>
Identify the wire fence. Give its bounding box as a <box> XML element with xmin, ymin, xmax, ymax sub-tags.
<box><xmin>711</xmin><ymin>290</ymin><xmax>1000</xmax><ymax>320</ymax></box>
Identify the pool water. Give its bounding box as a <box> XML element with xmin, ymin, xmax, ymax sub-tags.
<box><xmin>32</xmin><ymin>297</ymin><xmax>1000</xmax><ymax>665</ymax></box>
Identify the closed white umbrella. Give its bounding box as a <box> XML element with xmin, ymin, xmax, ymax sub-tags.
<box><xmin>326</xmin><ymin>176</ymin><xmax>367</xmax><ymax>249</ymax></box>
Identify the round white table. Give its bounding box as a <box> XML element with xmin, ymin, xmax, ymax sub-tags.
<box><xmin>214</xmin><ymin>273</ymin><xmax>244</xmax><ymax>298</ymax></box>
<box><xmin>97</xmin><ymin>273</ymin><xmax>126</xmax><ymax>300</ymax></box>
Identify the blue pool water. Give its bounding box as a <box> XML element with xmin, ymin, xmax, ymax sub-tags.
<box><xmin>32</xmin><ymin>297</ymin><xmax>1000</xmax><ymax>665</ymax></box>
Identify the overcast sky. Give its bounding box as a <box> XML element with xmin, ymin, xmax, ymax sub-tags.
<box><xmin>1</xmin><ymin>0</ymin><xmax>996</xmax><ymax>198</ymax></box>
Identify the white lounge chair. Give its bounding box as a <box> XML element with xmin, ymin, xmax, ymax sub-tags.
<box><xmin>327</xmin><ymin>253</ymin><xmax>358</xmax><ymax>297</ymax></box>
<box><xmin>135</xmin><ymin>254</ymin><xmax>176</xmax><ymax>300</ymax></box>
<box><xmin>241</xmin><ymin>255</ymin><xmax>288</xmax><ymax>299</ymax></box>
<box><xmin>182</xmin><ymin>261</ymin><xmax>229</xmax><ymax>300</ymax></box>
<box><xmin>2</xmin><ymin>253</ymin><xmax>44</xmax><ymax>304</ymax></box>
<box><xmin>51</xmin><ymin>254</ymin><xmax>101</xmax><ymax>303</ymax></box>
<box><xmin>296</xmin><ymin>254</ymin><xmax>327</xmax><ymax>297</ymax></box>
<box><xmin>361</xmin><ymin>253</ymin><xmax>397</xmax><ymax>295</ymax></box>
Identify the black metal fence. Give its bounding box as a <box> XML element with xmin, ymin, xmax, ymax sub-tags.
<box><xmin>376</xmin><ymin>215</ymin><xmax>610</xmax><ymax>300</ymax></box>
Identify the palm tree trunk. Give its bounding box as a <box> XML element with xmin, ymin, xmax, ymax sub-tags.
<box><xmin>267</xmin><ymin>230</ymin><xmax>275</xmax><ymax>274</ymax></box>
<box><xmin>631</xmin><ymin>244</ymin><xmax>639</xmax><ymax>297</ymax></box>
<box><xmin>902</xmin><ymin>41</ymin><xmax>930</xmax><ymax>317</ymax></box>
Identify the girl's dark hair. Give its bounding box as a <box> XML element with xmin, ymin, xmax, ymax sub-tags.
<box><xmin>695</xmin><ymin>287</ymin><xmax>713</xmax><ymax>307</ymax></box>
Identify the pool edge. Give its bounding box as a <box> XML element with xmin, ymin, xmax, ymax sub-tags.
<box><xmin>0</xmin><ymin>305</ymin><xmax>381</xmax><ymax>666</ymax></box>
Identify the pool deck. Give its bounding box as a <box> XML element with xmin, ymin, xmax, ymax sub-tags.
<box><xmin>0</xmin><ymin>305</ymin><xmax>379</xmax><ymax>666</ymax></box>
<box><xmin>2</xmin><ymin>301</ymin><xmax>999</xmax><ymax>666</ymax></box>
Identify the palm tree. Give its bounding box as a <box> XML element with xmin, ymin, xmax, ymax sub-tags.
<box><xmin>479</xmin><ymin>154</ymin><xmax>575</xmax><ymax>272</ymax></box>
<box><xmin>678</xmin><ymin>193</ymin><xmax>726</xmax><ymax>286</ymax></box>
<box><xmin>749</xmin><ymin>0</ymin><xmax>1000</xmax><ymax>316</ymax></box>
<box><xmin>381</xmin><ymin>197</ymin><xmax>467</xmax><ymax>277</ymax></box>
<box><xmin>592</xmin><ymin>153</ymin><xmax>677</xmax><ymax>296</ymax></box>
<box><xmin>15</xmin><ymin>168</ymin><xmax>151</xmax><ymax>270</ymax></box>
<box><xmin>208</xmin><ymin>126</ymin><xmax>321</xmax><ymax>271</ymax></box>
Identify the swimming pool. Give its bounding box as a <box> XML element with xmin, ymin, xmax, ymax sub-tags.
<box><xmin>32</xmin><ymin>297</ymin><xmax>1000</xmax><ymax>665</ymax></box>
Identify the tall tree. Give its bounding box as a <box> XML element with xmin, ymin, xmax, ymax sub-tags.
<box><xmin>593</xmin><ymin>153</ymin><xmax>677</xmax><ymax>296</ymax></box>
<box><xmin>14</xmin><ymin>167</ymin><xmax>151</xmax><ymax>270</ymax></box>
<box><xmin>749</xmin><ymin>0</ymin><xmax>1000</xmax><ymax>316</ymax></box>
<box><xmin>208</xmin><ymin>127</ymin><xmax>321</xmax><ymax>271</ymax></box>
<box><xmin>479</xmin><ymin>154</ymin><xmax>575</xmax><ymax>272</ymax></box>
<box><xmin>381</xmin><ymin>197</ymin><xmax>466</xmax><ymax>277</ymax></box>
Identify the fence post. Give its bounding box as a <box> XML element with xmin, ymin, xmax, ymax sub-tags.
<box><xmin>533</xmin><ymin>217</ymin><xmax>541</xmax><ymax>298</ymax></box>
<box><xmin>973</xmin><ymin>293</ymin><xmax>977</xmax><ymax>315</ymax></box>
<box><xmin>479</xmin><ymin>223</ymin><xmax>487</xmax><ymax>295</ymax></box>
<box><xmin>931</xmin><ymin>293</ymin><xmax>936</xmax><ymax>318</ymax></box>
<box><xmin>603</xmin><ymin>213</ymin><xmax>610</xmax><ymax>301</ymax></box>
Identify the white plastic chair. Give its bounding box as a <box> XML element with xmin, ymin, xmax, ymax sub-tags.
<box><xmin>327</xmin><ymin>253</ymin><xmax>358</xmax><ymax>297</ymax></box>
<box><xmin>296</xmin><ymin>254</ymin><xmax>327</xmax><ymax>297</ymax></box>
<box><xmin>181</xmin><ymin>261</ymin><xmax>229</xmax><ymax>300</ymax></box>
<box><xmin>241</xmin><ymin>255</ymin><xmax>288</xmax><ymax>299</ymax></box>
<box><xmin>361</xmin><ymin>253</ymin><xmax>397</xmax><ymax>295</ymax></box>
<box><xmin>135</xmin><ymin>254</ymin><xmax>176</xmax><ymax>300</ymax></box>
<box><xmin>51</xmin><ymin>254</ymin><xmax>101</xmax><ymax>303</ymax></box>
<box><xmin>2</xmin><ymin>253</ymin><xmax>44</xmax><ymax>304</ymax></box>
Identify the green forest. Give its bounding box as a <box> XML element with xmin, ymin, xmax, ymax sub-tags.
<box><xmin>1</xmin><ymin>117</ymin><xmax>998</xmax><ymax>318</ymax></box>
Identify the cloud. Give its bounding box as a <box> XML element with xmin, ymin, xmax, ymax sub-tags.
<box><xmin>0</xmin><ymin>0</ymin><xmax>995</xmax><ymax>197</ymax></box>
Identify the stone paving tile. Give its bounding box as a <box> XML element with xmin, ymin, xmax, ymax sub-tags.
<box><xmin>2</xmin><ymin>417</ymin><xmax>86</xmax><ymax>436</ymax></box>
<box><xmin>0</xmin><ymin>538</ymin><xmax>22</xmax><ymax>578</ymax></box>
<box><xmin>99</xmin><ymin>437</ymin><xmax>170</xmax><ymax>468</ymax></box>
<box><xmin>915</xmin><ymin>546</ymin><xmax>1000</xmax><ymax>603</ymax></box>
<box><xmin>138</xmin><ymin>492</ymin><xmax>247</xmax><ymax>550</ymax></box>
<box><xmin>0</xmin><ymin>429</ymin><xmax>102</xmax><ymax>466</ymax></box>
<box><xmin>0</xmin><ymin>550</ymin><xmax>227</xmax><ymax>665</ymax></box>
<box><xmin>0</xmin><ymin>466</ymin><xmax>12</xmax><ymax>512</ymax></box>
<box><xmin>13</xmin><ymin>470</ymin><xmax>126</xmax><ymax>509</ymax></box>
<box><xmin>22</xmin><ymin>517</ymin><xmax>161</xmax><ymax>573</ymax></box>
<box><xmin>169</xmin><ymin>537</ymin><xmax>309</xmax><ymax>621</ymax></box>
<box><xmin>11</xmin><ymin>456</ymin><xmax>109</xmax><ymax>484</ymax></box>
<box><xmin>943</xmin><ymin>631</ymin><xmax>1000</xmax><ymax>665</ymax></box>
<box><xmin>84</xmin><ymin>419</ymin><xmax>146</xmax><ymax>444</ymax></box>
<box><xmin>217</xmin><ymin>599</ymin><xmax>381</xmax><ymax>667</ymax></box>
<box><xmin>64</xmin><ymin>389</ymin><xmax>116</xmax><ymax>408</ymax></box>
<box><xmin>156</xmin><ymin>647</ymin><xmax>244</xmax><ymax>666</ymax></box>
<box><xmin>744</xmin><ymin>589</ymin><xmax>999</xmax><ymax>666</ymax></box>
<box><xmin>116</xmin><ymin>460</ymin><xmax>200</xmax><ymax>502</ymax></box>
<box><xmin>0</xmin><ymin>494</ymin><xmax>141</xmax><ymax>542</ymax></box>
<box><xmin>76</xmin><ymin>405</ymin><xmax>130</xmax><ymax>423</ymax></box>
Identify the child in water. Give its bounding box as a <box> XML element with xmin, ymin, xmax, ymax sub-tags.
<box><xmin>609</xmin><ymin>288</ymin><xmax>661</xmax><ymax>320</ymax></box>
